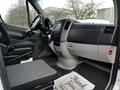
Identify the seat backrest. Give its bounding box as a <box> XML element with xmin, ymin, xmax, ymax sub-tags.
<box><xmin>0</xmin><ymin>46</ymin><xmax>11</xmax><ymax>90</ymax></box>
<box><xmin>0</xmin><ymin>22</ymin><xmax>10</xmax><ymax>46</ymax></box>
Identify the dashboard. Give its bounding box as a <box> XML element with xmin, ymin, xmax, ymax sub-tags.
<box><xmin>51</xmin><ymin>19</ymin><xmax>78</xmax><ymax>46</ymax></box>
<box><xmin>51</xmin><ymin>18</ymin><xmax>117</xmax><ymax>64</ymax></box>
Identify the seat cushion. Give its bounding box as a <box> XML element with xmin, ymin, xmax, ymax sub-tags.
<box><xmin>6</xmin><ymin>60</ymin><xmax>57</xmax><ymax>90</ymax></box>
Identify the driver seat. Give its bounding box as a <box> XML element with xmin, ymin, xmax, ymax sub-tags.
<box><xmin>0</xmin><ymin>21</ymin><xmax>34</xmax><ymax>66</ymax></box>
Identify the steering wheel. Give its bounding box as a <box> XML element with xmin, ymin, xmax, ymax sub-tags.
<box><xmin>30</xmin><ymin>14</ymin><xmax>42</xmax><ymax>30</ymax></box>
<box><xmin>30</xmin><ymin>14</ymin><xmax>52</xmax><ymax>39</ymax></box>
<box><xmin>29</xmin><ymin>14</ymin><xmax>53</xmax><ymax>44</ymax></box>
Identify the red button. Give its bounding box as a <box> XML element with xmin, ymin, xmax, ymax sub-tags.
<box><xmin>108</xmin><ymin>50</ymin><xmax>112</xmax><ymax>55</ymax></box>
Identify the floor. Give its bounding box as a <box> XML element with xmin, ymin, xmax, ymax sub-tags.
<box><xmin>42</xmin><ymin>55</ymin><xmax>111</xmax><ymax>90</ymax></box>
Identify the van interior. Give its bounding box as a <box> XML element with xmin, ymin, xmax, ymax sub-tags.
<box><xmin>0</xmin><ymin>0</ymin><xmax>120</xmax><ymax>90</ymax></box>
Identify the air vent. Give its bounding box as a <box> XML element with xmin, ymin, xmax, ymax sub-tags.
<box><xmin>104</xmin><ymin>26</ymin><xmax>115</xmax><ymax>34</ymax></box>
<box><xmin>64</xmin><ymin>21</ymin><xmax>71</xmax><ymax>30</ymax></box>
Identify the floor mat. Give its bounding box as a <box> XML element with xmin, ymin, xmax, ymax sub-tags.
<box><xmin>41</xmin><ymin>56</ymin><xmax>110</xmax><ymax>90</ymax></box>
<box><xmin>73</xmin><ymin>63</ymin><xmax>110</xmax><ymax>90</ymax></box>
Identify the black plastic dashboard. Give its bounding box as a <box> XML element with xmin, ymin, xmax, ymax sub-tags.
<box><xmin>51</xmin><ymin>18</ymin><xmax>116</xmax><ymax>46</ymax></box>
<box><xmin>51</xmin><ymin>19</ymin><xmax>75</xmax><ymax>45</ymax></box>
<box><xmin>67</xmin><ymin>24</ymin><xmax>116</xmax><ymax>45</ymax></box>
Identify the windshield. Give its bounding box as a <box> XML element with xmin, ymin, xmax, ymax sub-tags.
<box><xmin>0</xmin><ymin>0</ymin><xmax>115</xmax><ymax>26</ymax></box>
<box><xmin>37</xmin><ymin>0</ymin><xmax>114</xmax><ymax>24</ymax></box>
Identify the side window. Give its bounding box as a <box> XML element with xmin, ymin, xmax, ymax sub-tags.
<box><xmin>0</xmin><ymin>0</ymin><xmax>28</xmax><ymax>28</ymax></box>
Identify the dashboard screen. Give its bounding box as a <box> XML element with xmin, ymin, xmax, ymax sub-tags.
<box><xmin>52</xmin><ymin>23</ymin><xmax>62</xmax><ymax>31</ymax></box>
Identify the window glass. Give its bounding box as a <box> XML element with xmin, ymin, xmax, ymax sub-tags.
<box><xmin>0</xmin><ymin>0</ymin><xmax>115</xmax><ymax>26</ymax></box>
<box><xmin>0</xmin><ymin>0</ymin><xmax>28</xmax><ymax>27</ymax></box>
<box><xmin>38</xmin><ymin>0</ymin><xmax>114</xmax><ymax>24</ymax></box>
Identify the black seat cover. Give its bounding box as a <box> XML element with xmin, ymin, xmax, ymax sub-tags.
<box><xmin>13</xmin><ymin>41</ymin><xmax>34</xmax><ymax>48</ymax></box>
<box><xmin>0</xmin><ymin>22</ymin><xmax>34</xmax><ymax>65</ymax></box>
<box><xmin>0</xmin><ymin>23</ymin><xmax>10</xmax><ymax>45</ymax></box>
<box><xmin>6</xmin><ymin>60</ymin><xmax>57</xmax><ymax>90</ymax></box>
<box><xmin>9</xmin><ymin>47</ymin><xmax>32</xmax><ymax>55</ymax></box>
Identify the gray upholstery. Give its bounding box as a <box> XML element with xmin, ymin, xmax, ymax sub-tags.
<box><xmin>6</xmin><ymin>60</ymin><xmax>57</xmax><ymax>90</ymax></box>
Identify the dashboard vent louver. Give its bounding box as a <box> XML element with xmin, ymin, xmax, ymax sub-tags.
<box><xmin>103</xmin><ymin>26</ymin><xmax>115</xmax><ymax>34</ymax></box>
<box><xmin>64</xmin><ymin>21</ymin><xmax>71</xmax><ymax>30</ymax></box>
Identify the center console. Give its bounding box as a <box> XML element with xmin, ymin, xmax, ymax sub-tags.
<box><xmin>51</xmin><ymin>19</ymin><xmax>79</xmax><ymax>69</ymax></box>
